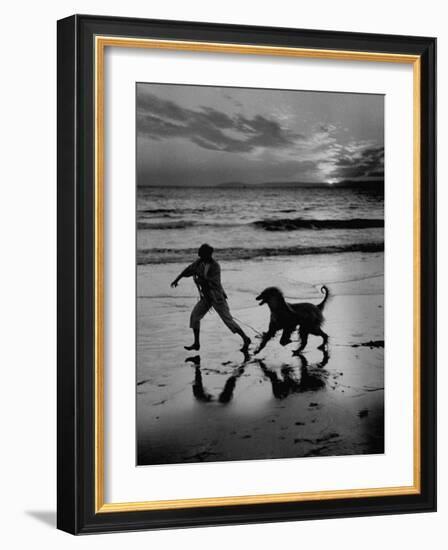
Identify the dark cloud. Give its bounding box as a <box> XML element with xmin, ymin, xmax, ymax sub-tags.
<box><xmin>317</xmin><ymin>123</ymin><xmax>336</xmax><ymax>133</ymax></box>
<box><xmin>330</xmin><ymin>145</ymin><xmax>384</xmax><ymax>180</ymax></box>
<box><xmin>137</xmin><ymin>92</ymin><xmax>304</xmax><ymax>153</ymax></box>
<box><xmin>137</xmin><ymin>156</ymin><xmax>320</xmax><ymax>187</ymax></box>
<box><xmin>236</xmin><ymin>115</ymin><xmax>294</xmax><ymax>148</ymax></box>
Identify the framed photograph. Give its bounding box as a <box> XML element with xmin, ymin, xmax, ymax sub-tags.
<box><xmin>57</xmin><ymin>15</ymin><xmax>436</xmax><ymax>534</ymax></box>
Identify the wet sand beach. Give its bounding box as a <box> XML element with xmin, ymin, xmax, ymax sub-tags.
<box><xmin>137</xmin><ymin>251</ymin><xmax>384</xmax><ymax>465</ymax></box>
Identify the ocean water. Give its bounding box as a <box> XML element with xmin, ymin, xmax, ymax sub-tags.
<box><xmin>136</xmin><ymin>186</ymin><xmax>384</xmax><ymax>265</ymax></box>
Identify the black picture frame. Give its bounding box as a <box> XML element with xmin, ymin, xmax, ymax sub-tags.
<box><xmin>57</xmin><ymin>14</ymin><xmax>436</xmax><ymax>534</ymax></box>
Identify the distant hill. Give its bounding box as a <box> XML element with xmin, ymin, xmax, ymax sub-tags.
<box><xmin>217</xmin><ymin>179</ymin><xmax>385</xmax><ymax>189</ymax></box>
<box><xmin>332</xmin><ymin>179</ymin><xmax>384</xmax><ymax>190</ymax></box>
<box><xmin>218</xmin><ymin>181</ymin><xmax>327</xmax><ymax>188</ymax></box>
<box><xmin>217</xmin><ymin>181</ymin><xmax>253</xmax><ymax>188</ymax></box>
<box><xmin>140</xmin><ymin>179</ymin><xmax>385</xmax><ymax>189</ymax></box>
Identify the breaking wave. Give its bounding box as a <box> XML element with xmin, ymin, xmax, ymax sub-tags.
<box><xmin>137</xmin><ymin>217</ymin><xmax>384</xmax><ymax>231</ymax></box>
<box><xmin>253</xmin><ymin>218</ymin><xmax>384</xmax><ymax>231</ymax></box>
<box><xmin>138</xmin><ymin>242</ymin><xmax>384</xmax><ymax>265</ymax></box>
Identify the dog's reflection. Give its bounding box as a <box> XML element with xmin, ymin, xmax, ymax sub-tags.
<box><xmin>185</xmin><ymin>349</ymin><xmax>328</xmax><ymax>403</ymax></box>
<box><xmin>185</xmin><ymin>349</ymin><xmax>250</xmax><ymax>404</ymax></box>
<box><xmin>256</xmin><ymin>349</ymin><xmax>329</xmax><ymax>399</ymax></box>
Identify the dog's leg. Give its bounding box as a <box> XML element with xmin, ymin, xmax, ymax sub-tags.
<box><xmin>297</xmin><ymin>329</ymin><xmax>309</xmax><ymax>352</ymax></box>
<box><xmin>316</xmin><ymin>328</ymin><xmax>329</xmax><ymax>350</ymax></box>
<box><xmin>254</xmin><ymin>323</ymin><xmax>277</xmax><ymax>354</ymax></box>
<box><xmin>279</xmin><ymin>327</ymin><xmax>294</xmax><ymax>346</ymax></box>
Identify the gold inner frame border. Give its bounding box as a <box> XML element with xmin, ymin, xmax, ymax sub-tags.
<box><xmin>94</xmin><ymin>36</ymin><xmax>421</xmax><ymax>513</ymax></box>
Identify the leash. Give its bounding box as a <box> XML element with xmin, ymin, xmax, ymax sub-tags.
<box><xmin>231</xmin><ymin>316</ymin><xmax>263</xmax><ymax>337</ymax></box>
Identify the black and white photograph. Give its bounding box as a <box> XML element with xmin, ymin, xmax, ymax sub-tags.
<box><xmin>136</xmin><ymin>82</ymin><xmax>385</xmax><ymax>466</ymax></box>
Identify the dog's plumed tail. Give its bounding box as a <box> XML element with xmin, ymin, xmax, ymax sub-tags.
<box><xmin>317</xmin><ymin>285</ymin><xmax>330</xmax><ymax>311</ymax></box>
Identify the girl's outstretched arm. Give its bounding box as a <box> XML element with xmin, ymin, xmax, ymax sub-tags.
<box><xmin>170</xmin><ymin>260</ymin><xmax>198</xmax><ymax>287</ymax></box>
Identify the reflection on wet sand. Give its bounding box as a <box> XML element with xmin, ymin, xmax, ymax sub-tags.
<box><xmin>256</xmin><ymin>350</ymin><xmax>330</xmax><ymax>399</ymax></box>
<box><xmin>138</xmin><ymin>272</ymin><xmax>385</xmax><ymax>465</ymax></box>
<box><xmin>186</xmin><ymin>349</ymin><xmax>331</xmax><ymax>404</ymax></box>
<box><xmin>138</xmin><ymin>340</ymin><xmax>384</xmax><ymax>464</ymax></box>
<box><xmin>186</xmin><ymin>350</ymin><xmax>250</xmax><ymax>404</ymax></box>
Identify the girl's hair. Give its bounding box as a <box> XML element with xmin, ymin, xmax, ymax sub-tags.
<box><xmin>198</xmin><ymin>243</ymin><xmax>214</xmax><ymax>259</ymax></box>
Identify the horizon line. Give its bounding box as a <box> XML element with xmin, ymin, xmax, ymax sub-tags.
<box><xmin>137</xmin><ymin>181</ymin><xmax>385</xmax><ymax>188</ymax></box>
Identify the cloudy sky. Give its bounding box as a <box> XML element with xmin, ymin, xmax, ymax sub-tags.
<box><xmin>136</xmin><ymin>83</ymin><xmax>384</xmax><ymax>187</ymax></box>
